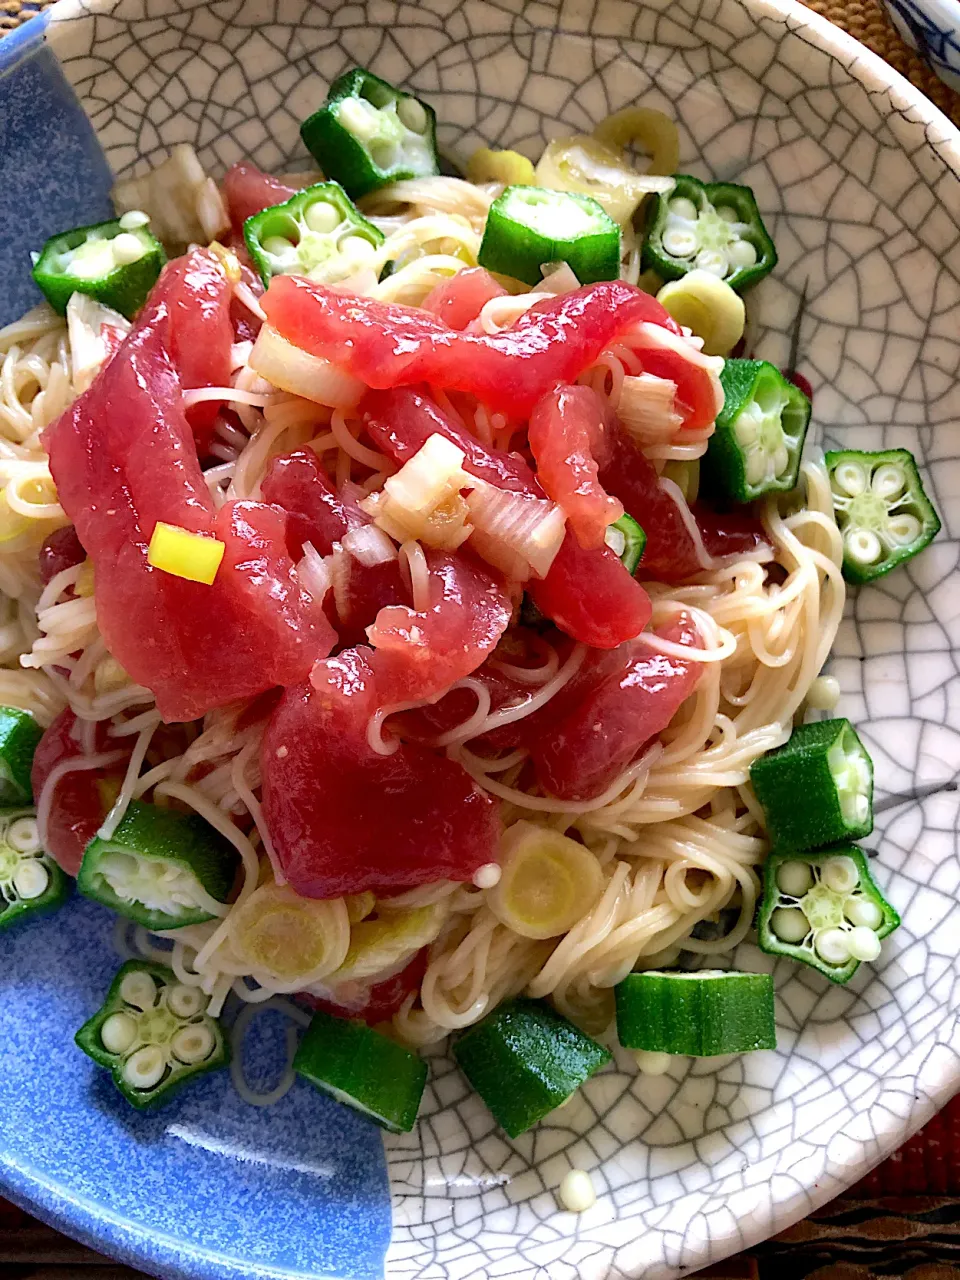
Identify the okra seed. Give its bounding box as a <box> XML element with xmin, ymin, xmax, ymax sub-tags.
<box><xmin>118</xmin><ymin>209</ymin><xmax>150</xmax><ymax>230</ymax></box>
<box><xmin>171</xmin><ymin>1023</ymin><xmax>216</xmax><ymax>1065</ymax></box>
<box><xmin>100</xmin><ymin>1011</ymin><xmax>138</xmax><ymax>1055</ymax></box>
<box><xmin>303</xmin><ymin>201</ymin><xmax>341</xmax><ymax>235</ymax></box>
<box><xmin>815</xmin><ymin>927</ymin><xmax>851</xmax><ymax>966</ymax></box>
<box><xmin>845</xmin><ymin>896</ymin><xmax>883</xmax><ymax>930</ymax></box>
<box><xmin>770</xmin><ymin>906</ymin><xmax>809</xmax><ymax>943</ymax></box>
<box><xmin>337</xmin><ymin>96</ymin><xmax>381</xmax><ymax>143</ymax></box>
<box><xmin>12</xmin><ymin>858</ymin><xmax>48</xmax><ymax>900</ymax></box>
<box><xmin>845</xmin><ymin>527</ymin><xmax>883</xmax><ymax>565</ymax></box>
<box><xmin>777</xmin><ymin>860</ymin><xmax>814</xmax><ymax>897</ymax></box>
<box><xmin>120</xmin><ymin>970</ymin><xmax>158</xmax><ymax>1011</ymax></box>
<box><xmin>262</xmin><ymin>235</ymin><xmax>297</xmax><ymax>259</ymax></box>
<box><xmin>122</xmin><ymin>1044</ymin><xmax>166</xmax><ymax>1090</ymax></box>
<box><xmin>111</xmin><ymin>233</ymin><xmax>147</xmax><ymax>266</ymax></box>
<box><xmin>167</xmin><ymin>983</ymin><xmax>207</xmax><ymax>1019</ymax></box>
<box><xmin>727</xmin><ymin>239</ymin><xmax>758</xmax><ymax>268</ymax></box>
<box><xmin>668</xmin><ymin>197</ymin><xmax>698</xmax><ymax>221</ymax></box>
<box><xmin>846</xmin><ymin>925</ymin><xmax>882</xmax><ymax>962</ymax></box>
<box><xmin>6</xmin><ymin>816</ymin><xmax>40</xmax><ymax>853</ymax></box>
<box><xmin>558</xmin><ymin>1169</ymin><xmax>596</xmax><ymax>1213</ymax></box>
<box><xmin>633</xmin><ymin>1049</ymin><xmax>673</xmax><ymax>1075</ymax></box>
<box><xmin>694</xmin><ymin>249</ymin><xmax>727</xmax><ymax>277</ymax></box>
<box><xmin>734</xmin><ymin>414</ymin><xmax>760</xmax><ymax>447</ymax></box>
<box><xmin>340</xmin><ymin>235</ymin><xmax>377</xmax><ymax>263</ymax></box>
<box><xmin>745</xmin><ymin>450</ymin><xmax>768</xmax><ymax>485</ymax></box>
<box><xmin>396</xmin><ymin>96</ymin><xmax>428</xmax><ymax>134</ymax></box>
<box><xmin>70</xmin><ymin>240</ymin><xmax>116</xmax><ymax>281</ymax></box>
<box><xmin>715</xmin><ymin>205</ymin><xmax>739</xmax><ymax>223</ymax></box>
<box><xmin>821</xmin><ymin>856</ymin><xmax>860</xmax><ymax>894</ymax></box>
<box><xmin>662</xmin><ymin>227</ymin><xmax>698</xmax><ymax>258</ymax></box>
<box><xmin>871</xmin><ymin>463</ymin><xmax>906</xmax><ymax>501</ymax></box>
<box><xmin>887</xmin><ymin>513</ymin><xmax>922</xmax><ymax>546</ymax></box>
<box><xmin>833</xmin><ymin>460</ymin><xmax>868</xmax><ymax>497</ymax></box>
<box><xmin>370</xmin><ymin>141</ymin><xmax>401</xmax><ymax>172</ymax></box>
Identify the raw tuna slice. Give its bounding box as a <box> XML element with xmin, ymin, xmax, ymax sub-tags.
<box><xmin>44</xmin><ymin>252</ymin><xmax>334</xmax><ymax>722</ymax></box>
<box><xmin>422</xmin><ymin>267</ymin><xmax>507</xmax><ymax>331</ymax></box>
<box><xmin>262</xmin><ymin>654</ymin><xmax>500</xmax><ymax>897</ymax></box>
<box><xmin>363</xmin><ymin>387</ymin><xmax>652</xmax><ymax>649</ymax></box>
<box><xmin>31</xmin><ymin>709</ymin><xmax>131</xmax><ymax>875</ymax></box>
<box><xmin>222</xmin><ymin>162</ymin><xmax>299</xmax><ymax>233</ymax></box>
<box><xmin>364</xmin><ymin>548</ymin><xmax>512</xmax><ymax>707</ymax></box>
<box><xmin>600</xmin><ymin>423</ymin><xmax>769</xmax><ymax>582</ymax></box>
<box><xmin>532</xmin><ymin>613</ymin><xmax>702</xmax><ymax>801</ymax></box>
<box><xmin>528</xmin><ymin>384</ymin><xmax>622</xmax><ymax>550</ymax></box>
<box><xmin>262</xmin><ymin>276</ymin><xmax>685</xmax><ymax>419</ymax></box>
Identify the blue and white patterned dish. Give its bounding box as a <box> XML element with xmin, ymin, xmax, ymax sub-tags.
<box><xmin>880</xmin><ymin>0</ymin><xmax>960</xmax><ymax>93</ymax></box>
<box><xmin>1</xmin><ymin>1</ymin><xmax>960</xmax><ymax>1278</ymax></box>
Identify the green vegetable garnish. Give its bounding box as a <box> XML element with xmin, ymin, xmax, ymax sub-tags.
<box><xmin>75</xmin><ymin>959</ymin><xmax>229</xmax><ymax>1109</ymax></box>
<box><xmin>243</xmin><ymin>181</ymin><xmax>384</xmax><ymax>287</ymax></box>
<box><xmin>604</xmin><ymin>513</ymin><xmax>647</xmax><ymax>574</ymax></box>
<box><xmin>702</xmin><ymin>359</ymin><xmax>811</xmax><ymax>503</ymax></box>
<box><xmin>0</xmin><ymin>705</ymin><xmax>43</xmax><ymax>805</ymax></box>
<box><xmin>293</xmin><ymin>1008</ymin><xmax>427</xmax><ymax>1133</ymax></box>
<box><xmin>750</xmin><ymin>718</ymin><xmax>873</xmax><ymax>850</ymax></box>
<box><xmin>615</xmin><ymin>970</ymin><xmax>776</xmax><ymax>1056</ymax></box>
<box><xmin>826</xmin><ymin>448</ymin><xmax>941</xmax><ymax>584</ymax></box>
<box><xmin>478</xmin><ymin>185</ymin><xmax>620</xmax><ymax>286</ymax></box>
<box><xmin>0</xmin><ymin>807</ymin><xmax>69</xmax><ymax>932</ymax></box>
<box><xmin>32</xmin><ymin>217</ymin><xmax>165</xmax><ymax>319</ymax></box>
<box><xmin>642</xmin><ymin>175</ymin><xmax>777</xmax><ymax>293</ymax></box>
<box><xmin>453</xmin><ymin>997</ymin><xmax>611</xmax><ymax>1138</ymax></box>
<box><xmin>757</xmin><ymin>845</ymin><xmax>899</xmax><ymax>983</ymax></box>
<box><xmin>77</xmin><ymin>800</ymin><xmax>240</xmax><ymax>931</ymax></box>
<box><xmin>300</xmin><ymin>67</ymin><xmax>439</xmax><ymax>200</ymax></box>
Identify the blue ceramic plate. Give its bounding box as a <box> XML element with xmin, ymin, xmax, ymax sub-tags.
<box><xmin>1</xmin><ymin>2</ymin><xmax>960</xmax><ymax>1278</ymax></box>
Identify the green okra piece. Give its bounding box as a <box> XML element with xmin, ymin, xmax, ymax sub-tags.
<box><xmin>75</xmin><ymin>959</ymin><xmax>229</xmax><ymax>1109</ymax></box>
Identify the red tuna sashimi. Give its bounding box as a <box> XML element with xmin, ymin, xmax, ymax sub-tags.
<box><xmin>31</xmin><ymin>709</ymin><xmax>131</xmax><ymax>875</ymax></box>
<box><xmin>300</xmin><ymin>949</ymin><xmax>428</xmax><ymax>1025</ymax></box>
<box><xmin>45</xmin><ymin>254</ymin><xmax>334</xmax><ymax>722</ymax></box>
<box><xmin>363</xmin><ymin>386</ymin><xmax>536</xmax><ymax>493</ymax></box>
<box><xmin>261</xmin><ymin>449</ymin><xmax>356</xmax><ymax>557</ymax></box>
<box><xmin>262</xmin><ymin>654</ymin><xmax>500</xmax><ymax>897</ymax></box>
<box><xmin>39</xmin><ymin>526</ymin><xmax>85</xmax><ymax>585</ymax></box>
<box><xmin>335</xmin><ymin>553</ymin><xmax>409</xmax><ymax>649</ymax></box>
<box><xmin>262</xmin><ymin>276</ymin><xmax>682</xmax><ymax>419</ymax></box>
<box><xmin>364</xmin><ymin>548</ymin><xmax>512</xmax><ymax>707</ymax></box>
<box><xmin>528</xmin><ymin>384</ymin><xmax>622</xmax><ymax>550</ymax></box>
<box><xmin>222</xmin><ymin>162</ymin><xmax>299</xmax><ymax>233</ymax></box>
<box><xmin>364</xmin><ymin>386</ymin><xmax>651</xmax><ymax>648</ymax></box>
<box><xmin>527</xmin><ymin>530</ymin><xmax>652</xmax><ymax>648</ymax></box>
<box><xmin>422</xmin><ymin>267</ymin><xmax>507</xmax><ymax>330</ymax></box>
<box><xmin>600</xmin><ymin>423</ymin><xmax>769</xmax><ymax>582</ymax></box>
<box><xmin>155</xmin><ymin>250</ymin><xmax>234</xmax><ymax>454</ymax></box>
<box><xmin>260</xmin><ymin>448</ymin><xmax>410</xmax><ymax>646</ymax></box>
<box><xmin>532</xmin><ymin>613</ymin><xmax>702</xmax><ymax>801</ymax></box>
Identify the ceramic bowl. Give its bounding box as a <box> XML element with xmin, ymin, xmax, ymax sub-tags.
<box><xmin>1</xmin><ymin>2</ymin><xmax>959</xmax><ymax>1278</ymax></box>
<box><xmin>880</xmin><ymin>0</ymin><xmax>960</xmax><ymax>94</ymax></box>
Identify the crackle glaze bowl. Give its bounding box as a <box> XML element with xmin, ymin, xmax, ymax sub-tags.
<box><xmin>1</xmin><ymin>1</ymin><xmax>960</xmax><ymax>1278</ymax></box>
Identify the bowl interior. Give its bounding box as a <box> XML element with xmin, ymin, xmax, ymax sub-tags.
<box><xmin>1</xmin><ymin>1</ymin><xmax>960</xmax><ymax>1278</ymax></box>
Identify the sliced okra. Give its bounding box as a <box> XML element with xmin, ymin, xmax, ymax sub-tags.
<box><xmin>75</xmin><ymin>959</ymin><xmax>228</xmax><ymax>1109</ymax></box>
<box><xmin>757</xmin><ymin>846</ymin><xmax>899</xmax><ymax>983</ymax></box>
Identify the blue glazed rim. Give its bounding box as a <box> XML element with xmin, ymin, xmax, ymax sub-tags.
<box><xmin>0</xmin><ymin>9</ymin><xmax>47</xmax><ymax>74</ymax></box>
